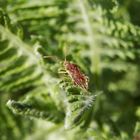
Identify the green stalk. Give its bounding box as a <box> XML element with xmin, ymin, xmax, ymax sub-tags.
<box><xmin>78</xmin><ymin>0</ymin><xmax>101</xmax><ymax>89</ymax></box>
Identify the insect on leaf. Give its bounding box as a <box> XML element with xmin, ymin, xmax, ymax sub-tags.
<box><xmin>64</xmin><ymin>61</ymin><xmax>89</xmax><ymax>90</ymax></box>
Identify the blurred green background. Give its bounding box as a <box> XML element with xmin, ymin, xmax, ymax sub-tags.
<box><xmin>0</xmin><ymin>0</ymin><xmax>140</xmax><ymax>140</ymax></box>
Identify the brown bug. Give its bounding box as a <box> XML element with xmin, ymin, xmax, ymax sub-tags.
<box><xmin>63</xmin><ymin>60</ymin><xmax>89</xmax><ymax>90</ymax></box>
<box><xmin>43</xmin><ymin>47</ymin><xmax>89</xmax><ymax>90</ymax></box>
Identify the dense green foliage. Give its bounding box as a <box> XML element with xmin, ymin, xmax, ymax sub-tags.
<box><xmin>0</xmin><ymin>0</ymin><xmax>140</xmax><ymax>140</ymax></box>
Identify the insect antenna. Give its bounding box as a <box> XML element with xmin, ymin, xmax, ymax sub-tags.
<box><xmin>63</xmin><ymin>43</ymin><xmax>69</xmax><ymax>63</ymax></box>
<box><xmin>43</xmin><ymin>55</ymin><xmax>61</xmax><ymax>62</ymax></box>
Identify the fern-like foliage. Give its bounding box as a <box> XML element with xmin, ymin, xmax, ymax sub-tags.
<box><xmin>7</xmin><ymin>91</ymin><xmax>64</xmax><ymax>123</ymax></box>
<box><xmin>0</xmin><ymin>0</ymin><xmax>140</xmax><ymax>140</ymax></box>
<box><xmin>59</xmin><ymin>78</ymin><xmax>100</xmax><ymax>129</ymax></box>
<box><xmin>65</xmin><ymin>91</ymin><xmax>97</xmax><ymax>129</ymax></box>
<box><xmin>0</xmin><ymin>7</ymin><xmax>99</xmax><ymax>137</ymax></box>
